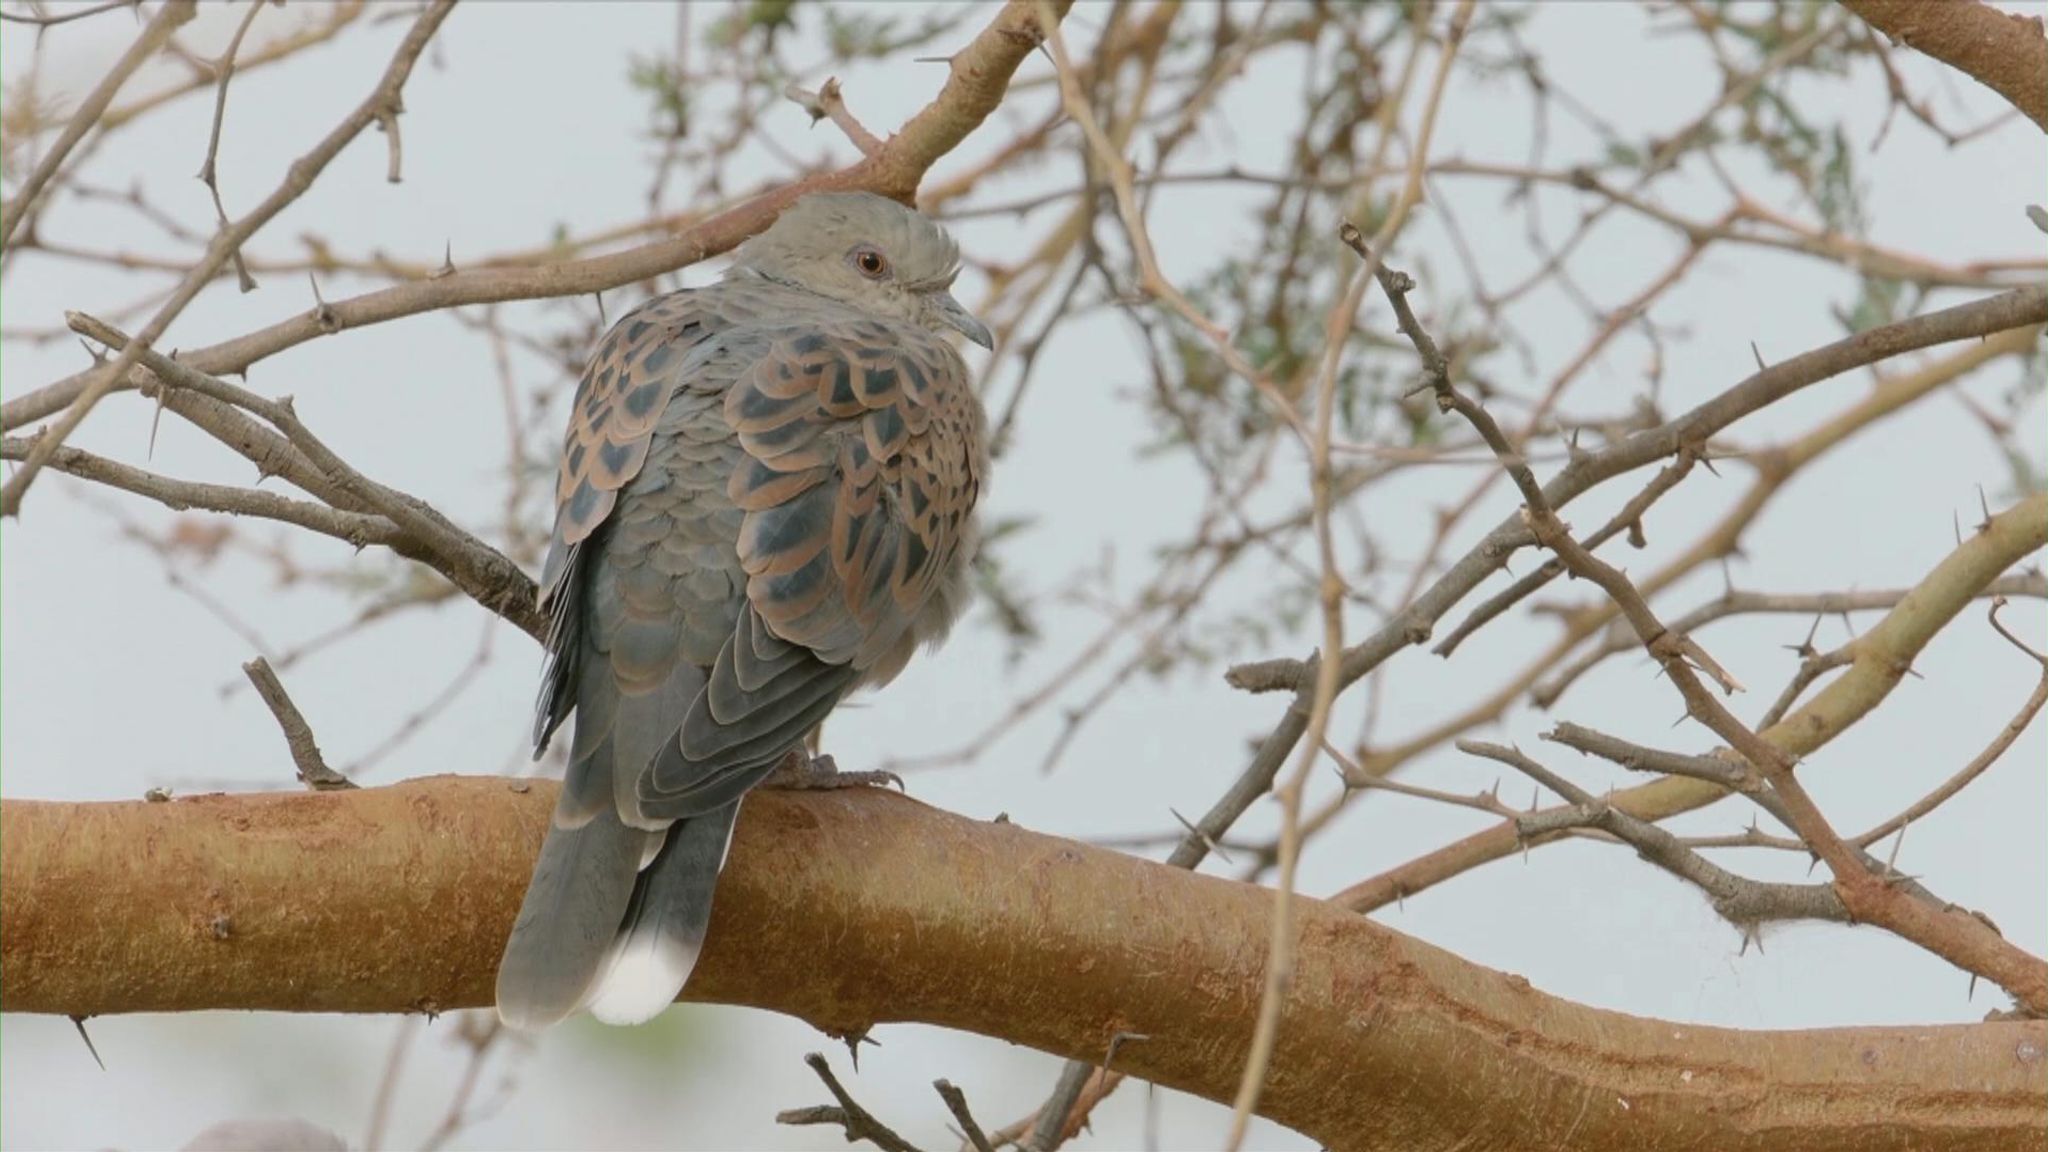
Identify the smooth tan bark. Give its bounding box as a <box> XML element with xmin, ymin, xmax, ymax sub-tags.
<box><xmin>3</xmin><ymin>779</ymin><xmax>2042</xmax><ymax>1150</ymax></box>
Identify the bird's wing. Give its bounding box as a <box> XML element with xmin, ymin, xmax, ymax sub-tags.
<box><xmin>531</xmin><ymin>291</ymin><xmax>716</xmax><ymax>756</ymax></box>
<box><xmin>637</xmin><ymin>309</ymin><xmax>983</xmax><ymax>817</ymax></box>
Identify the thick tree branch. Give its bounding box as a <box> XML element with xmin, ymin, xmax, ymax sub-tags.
<box><xmin>1840</xmin><ymin>0</ymin><xmax>2048</xmax><ymax>134</ymax></box>
<box><xmin>3</xmin><ymin>780</ymin><xmax>2044</xmax><ymax>1151</ymax></box>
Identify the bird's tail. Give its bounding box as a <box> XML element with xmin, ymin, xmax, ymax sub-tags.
<box><xmin>495</xmin><ymin>796</ymin><xmax>650</xmax><ymax>1031</ymax></box>
<box><xmin>496</xmin><ymin>802</ymin><xmax>739</xmax><ymax>1030</ymax></box>
<box><xmin>586</xmin><ymin>802</ymin><xmax>739</xmax><ymax>1025</ymax></box>
<box><xmin>498</xmin><ymin>642</ymin><xmax>740</xmax><ymax>1030</ymax></box>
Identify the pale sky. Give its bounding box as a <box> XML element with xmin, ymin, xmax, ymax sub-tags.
<box><xmin>3</xmin><ymin>3</ymin><xmax>2044</xmax><ymax>1149</ymax></box>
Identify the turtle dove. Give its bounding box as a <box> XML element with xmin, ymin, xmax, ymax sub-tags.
<box><xmin>496</xmin><ymin>192</ymin><xmax>991</xmax><ymax>1030</ymax></box>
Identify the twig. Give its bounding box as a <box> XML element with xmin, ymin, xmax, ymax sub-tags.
<box><xmin>1532</xmin><ymin>575</ymin><xmax>2047</xmax><ymax>709</ymax></box>
<box><xmin>1849</xmin><ymin>607</ymin><xmax>2048</xmax><ymax>848</ymax></box>
<box><xmin>1435</xmin><ymin>451</ymin><xmax>1699</xmax><ymax>658</ymax></box>
<box><xmin>2</xmin><ymin>1</ymin><xmax>1071</xmax><ymax>436</ymax></box>
<box><xmin>1543</xmin><ymin>722</ymin><xmax>1759</xmax><ymax>793</ymax></box>
<box><xmin>417</xmin><ymin>1014</ymin><xmax>509</xmax><ymax>1152</ymax></box>
<box><xmin>776</xmin><ymin>1052</ymin><xmax>924</xmax><ymax>1152</ymax></box>
<box><xmin>1458</xmin><ymin>740</ymin><xmax>1847</xmax><ymax>932</ymax></box>
<box><xmin>1037</xmin><ymin>0</ymin><xmax>1309</xmax><ymax>445</ymax></box>
<box><xmin>0</xmin><ymin>0</ymin><xmax>456</xmax><ymax>517</ymax></box>
<box><xmin>241</xmin><ymin>658</ymin><xmax>354</xmax><ymax>791</ymax></box>
<box><xmin>362</xmin><ymin>1016</ymin><xmax>419</xmax><ymax>1152</ymax></box>
<box><xmin>1224</xmin><ymin>6</ymin><xmax>1476</xmax><ymax>1146</ymax></box>
<box><xmin>934</xmin><ymin>1080</ymin><xmax>995</xmax><ymax>1152</ymax></box>
<box><xmin>0</xmin><ymin>0</ymin><xmax>196</xmax><ymax>248</ymax></box>
<box><xmin>785</xmin><ymin>77</ymin><xmax>883</xmax><ymax>156</ymax></box>
<box><xmin>1422</xmin><ymin>296</ymin><xmax>2048</xmax><ymax>1012</ymax></box>
<box><xmin>0</xmin><ymin>434</ymin><xmax>407</xmax><ymax>550</ymax></box>
<box><xmin>195</xmin><ymin>0</ymin><xmax>267</xmax><ymax>292</ymax></box>
<box><xmin>0</xmin><ymin>0</ymin><xmax>137</xmax><ymax>27</ymax></box>
<box><xmin>66</xmin><ymin>313</ymin><xmax>545</xmax><ymax>641</ymax></box>
<box><xmin>1022</xmin><ymin>1061</ymin><xmax>1092</xmax><ymax>1152</ymax></box>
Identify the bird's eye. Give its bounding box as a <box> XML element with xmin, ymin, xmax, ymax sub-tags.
<box><xmin>852</xmin><ymin>248</ymin><xmax>890</xmax><ymax>279</ymax></box>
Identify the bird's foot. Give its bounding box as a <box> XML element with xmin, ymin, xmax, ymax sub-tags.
<box><xmin>763</xmin><ymin>749</ymin><xmax>904</xmax><ymax>792</ymax></box>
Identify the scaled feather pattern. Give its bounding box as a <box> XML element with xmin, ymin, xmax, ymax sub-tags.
<box><xmin>497</xmin><ymin>193</ymin><xmax>989</xmax><ymax>1030</ymax></box>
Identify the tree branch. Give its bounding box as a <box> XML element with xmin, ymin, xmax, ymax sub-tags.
<box><xmin>0</xmin><ymin>0</ymin><xmax>457</xmax><ymax>516</ymax></box>
<box><xmin>1334</xmin><ymin>473</ymin><xmax>2048</xmax><ymax>918</ymax></box>
<box><xmin>1840</xmin><ymin>0</ymin><xmax>2048</xmax><ymax>134</ymax></box>
<box><xmin>3</xmin><ymin>780</ymin><xmax>2044</xmax><ymax>1151</ymax></box>
<box><xmin>0</xmin><ymin>0</ymin><xmax>196</xmax><ymax>248</ymax></box>
<box><xmin>0</xmin><ymin>0</ymin><xmax>1072</xmax><ymax>435</ymax></box>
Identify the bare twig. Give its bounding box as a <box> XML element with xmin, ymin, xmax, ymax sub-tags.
<box><xmin>2</xmin><ymin>0</ymin><xmax>1072</xmax><ymax>436</ymax></box>
<box><xmin>1</xmin><ymin>0</ymin><xmax>457</xmax><ymax>517</ymax></box>
<box><xmin>776</xmin><ymin>1053</ymin><xmax>924</xmax><ymax>1152</ymax></box>
<box><xmin>934</xmin><ymin>1080</ymin><xmax>995</xmax><ymax>1152</ymax></box>
<box><xmin>0</xmin><ymin>0</ymin><xmax>196</xmax><ymax>248</ymax></box>
<box><xmin>1848</xmin><ymin>608</ymin><xmax>2048</xmax><ymax>848</ymax></box>
<box><xmin>0</xmin><ymin>0</ymin><xmax>138</xmax><ymax>28</ymax></box>
<box><xmin>241</xmin><ymin>657</ymin><xmax>354</xmax><ymax>791</ymax></box>
<box><xmin>1460</xmin><ymin>740</ymin><xmax>1847</xmax><ymax>932</ymax></box>
<box><xmin>1225</xmin><ymin>6</ymin><xmax>1478</xmax><ymax>1143</ymax></box>
<box><xmin>1419</xmin><ymin>291</ymin><xmax>2048</xmax><ymax>1012</ymax></box>
<box><xmin>786</xmin><ymin>76</ymin><xmax>883</xmax><ymax>156</ymax></box>
<box><xmin>195</xmin><ymin>0</ymin><xmax>267</xmax><ymax>292</ymax></box>
<box><xmin>67</xmin><ymin>312</ymin><xmax>545</xmax><ymax>642</ymax></box>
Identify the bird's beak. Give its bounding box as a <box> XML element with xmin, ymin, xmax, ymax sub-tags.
<box><xmin>932</xmin><ymin>292</ymin><xmax>994</xmax><ymax>350</ymax></box>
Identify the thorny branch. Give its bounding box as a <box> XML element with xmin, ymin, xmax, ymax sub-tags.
<box><xmin>7</xmin><ymin>2</ymin><xmax>2048</xmax><ymax>1147</ymax></box>
<box><xmin>1390</xmin><ymin>253</ymin><xmax>2048</xmax><ymax>1015</ymax></box>
<box><xmin>1</xmin><ymin>0</ymin><xmax>457</xmax><ymax>516</ymax></box>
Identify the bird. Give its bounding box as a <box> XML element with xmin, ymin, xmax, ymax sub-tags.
<box><xmin>496</xmin><ymin>192</ymin><xmax>992</xmax><ymax>1030</ymax></box>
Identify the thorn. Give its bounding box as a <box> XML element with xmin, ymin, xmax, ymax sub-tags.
<box><xmin>432</xmin><ymin>240</ymin><xmax>456</xmax><ymax>279</ymax></box>
<box><xmin>594</xmin><ymin>290</ymin><xmax>607</xmax><ymax>327</ymax></box>
<box><xmin>1170</xmin><ymin>807</ymin><xmax>1232</xmax><ymax>863</ymax></box>
<box><xmin>147</xmin><ymin>389</ymin><xmax>168</xmax><ymax>460</ymax></box>
<box><xmin>1749</xmin><ymin>341</ymin><xmax>1767</xmax><ymax>371</ymax></box>
<box><xmin>306</xmin><ymin>273</ymin><xmax>339</xmax><ymax>333</ymax></box>
<box><xmin>827</xmin><ymin>1026</ymin><xmax>877</xmax><ymax>1071</ymax></box>
<box><xmin>70</xmin><ymin>1016</ymin><xmax>105</xmax><ymax>1071</ymax></box>
<box><xmin>1103</xmin><ymin>1030</ymin><xmax>1149</xmax><ymax>1070</ymax></box>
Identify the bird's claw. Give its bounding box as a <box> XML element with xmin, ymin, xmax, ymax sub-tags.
<box><xmin>763</xmin><ymin>750</ymin><xmax>905</xmax><ymax>793</ymax></box>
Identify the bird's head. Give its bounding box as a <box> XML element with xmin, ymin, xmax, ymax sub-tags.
<box><xmin>729</xmin><ymin>192</ymin><xmax>994</xmax><ymax>349</ymax></box>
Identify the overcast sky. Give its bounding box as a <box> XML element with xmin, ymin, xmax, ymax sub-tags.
<box><xmin>3</xmin><ymin>3</ymin><xmax>2044</xmax><ymax>1149</ymax></box>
